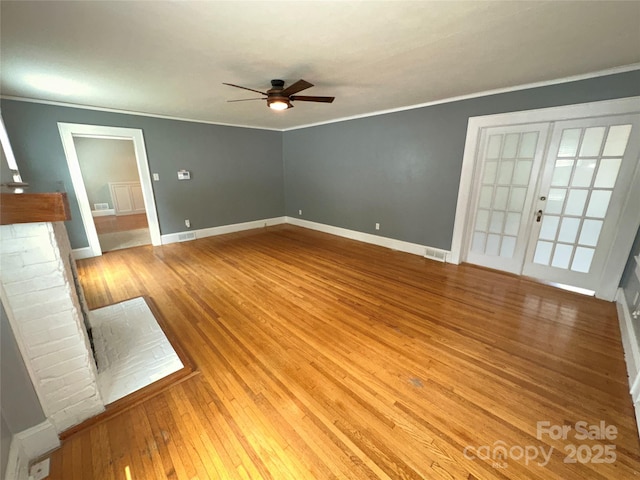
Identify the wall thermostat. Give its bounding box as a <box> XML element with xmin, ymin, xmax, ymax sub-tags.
<box><xmin>177</xmin><ymin>170</ymin><xmax>191</xmax><ymax>180</ymax></box>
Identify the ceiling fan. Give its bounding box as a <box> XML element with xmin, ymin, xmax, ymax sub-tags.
<box><xmin>223</xmin><ymin>79</ymin><xmax>335</xmax><ymax>111</ymax></box>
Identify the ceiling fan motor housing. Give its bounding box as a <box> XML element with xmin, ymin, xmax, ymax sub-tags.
<box><xmin>267</xmin><ymin>80</ymin><xmax>291</xmax><ymax>109</ymax></box>
<box><xmin>224</xmin><ymin>79</ymin><xmax>334</xmax><ymax>109</ymax></box>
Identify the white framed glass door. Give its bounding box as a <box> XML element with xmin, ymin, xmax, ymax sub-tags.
<box><xmin>522</xmin><ymin>114</ymin><xmax>640</xmax><ymax>291</ymax></box>
<box><xmin>465</xmin><ymin>123</ymin><xmax>550</xmax><ymax>274</ymax></box>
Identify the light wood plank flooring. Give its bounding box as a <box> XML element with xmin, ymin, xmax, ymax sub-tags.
<box><xmin>94</xmin><ymin>213</ymin><xmax>148</xmax><ymax>234</ymax></box>
<box><xmin>48</xmin><ymin>225</ymin><xmax>640</xmax><ymax>479</ymax></box>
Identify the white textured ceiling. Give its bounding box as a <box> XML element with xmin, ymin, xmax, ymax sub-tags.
<box><xmin>1</xmin><ymin>1</ymin><xmax>639</xmax><ymax>130</ymax></box>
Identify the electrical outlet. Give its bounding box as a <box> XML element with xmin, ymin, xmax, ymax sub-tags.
<box><xmin>29</xmin><ymin>459</ymin><xmax>50</xmax><ymax>480</ymax></box>
<box><xmin>298</xmin><ymin>209</ymin><xmax>302</xmax><ymax>215</ymax></box>
<box><xmin>152</xmin><ymin>173</ymin><xmax>160</xmax><ymax>181</ymax></box>
<box><xmin>185</xmin><ymin>219</ymin><xmax>190</xmax><ymax>228</ymax></box>
<box><xmin>375</xmin><ymin>223</ymin><xmax>380</xmax><ymax>230</ymax></box>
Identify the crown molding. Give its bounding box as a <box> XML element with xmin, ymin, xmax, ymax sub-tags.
<box><xmin>2</xmin><ymin>63</ymin><xmax>638</xmax><ymax>132</ymax></box>
<box><xmin>284</xmin><ymin>63</ymin><xmax>640</xmax><ymax>131</ymax></box>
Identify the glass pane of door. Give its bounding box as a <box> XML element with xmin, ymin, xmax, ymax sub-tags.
<box><xmin>466</xmin><ymin>124</ymin><xmax>549</xmax><ymax>274</ymax></box>
<box><xmin>523</xmin><ymin>113</ymin><xmax>640</xmax><ymax>291</ymax></box>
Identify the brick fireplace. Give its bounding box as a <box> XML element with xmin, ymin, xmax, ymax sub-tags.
<box><xmin>0</xmin><ymin>220</ymin><xmax>105</xmax><ymax>433</ymax></box>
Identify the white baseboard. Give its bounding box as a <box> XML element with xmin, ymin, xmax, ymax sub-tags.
<box><xmin>71</xmin><ymin>247</ymin><xmax>93</xmax><ymax>260</ymax></box>
<box><xmin>161</xmin><ymin>216</ymin><xmax>286</xmax><ymax>245</ymax></box>
<box><xmin>616</xmin><ymin>287</ymin><xmax>640</xmax><ymax>438</ymax></box>
<box><xmin>4</xmin><ymin>420</ymin><xmax>59</xmax><ymax>480</ymax></box>
<box><xmin>81</xmin><ymin>213</ymin><xmax>450</xmax><ymax>262</ymax></box>
<box><xmin>4</xmin><ymin>437</ymin><xmax>25</xmax><ymax>480</ymax></box>
<box><xmin>91</xmin><ymin>209</ymin><xmax>115</xmax><ymax>217</ymax></box>
<box><xmin>285</xmin><ymin>217</ymin><xmax>450</xmax><ymax>261</ymax></box>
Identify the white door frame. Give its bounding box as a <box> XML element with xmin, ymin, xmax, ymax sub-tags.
<box><xmin>449</xmin><ymin>96</ymin><xmax>640</xmax><ymax>300</ymax></box>
<box><xmin>58</xmin><ymin>123</ymin><xmax>161</xmax><ymax>257</ymax></box>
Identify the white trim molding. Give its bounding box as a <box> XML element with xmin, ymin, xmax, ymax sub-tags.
<box><xmin>450</xmin><ymin>96</ymin><xmax>640</xmax><ymax>300</ymax></box>
<box><xmin>91</xmin><ymin>208</ymin><xmax>115</xmax><ymax>217</ymax></box>
<box><xmin>159</xmin><ymin>215</ymin><xmax>451</xmax><ymax>263</ymax></box>
<box><xmin>286</xmin><ymin>217</ymin><xmax>450</xmax><ymax>261</ymax></box>
<box><xmin>3</xmin><ymin>65</ymin><xmax>638</xmax><ymax>132</ymax></box>
<box><xmin>4</xmin><ymin>420</ymin><xmax>59</xmax><ymax>480</ymax></box>
<box><xmin>451</xmin><ymin>96</ymin><xmax>640</xmax><ymax>265</ymax></box>
<box><xmin>616</xmin><ymin>288</ymin><xmax>640</xmax><ymax>438</ymax></box>
<box><xmin>71</xmin><ymin>246</ymin><xmax>94</xmax><ymax>260</ymax></box>
<box><xmin>58</xmin><ymin>123</ymin><xmax>162</xmax><ymax>258</ymax></box>
<box><xmin>161</xmin><ymin>217</ymin><xmax>286</xmax><ymax>245</ymax></box>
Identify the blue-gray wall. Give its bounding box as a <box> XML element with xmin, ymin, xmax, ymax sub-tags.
<box><xmin>2</xmin><ymin>71</ymin><xmax>639</xmax><ymax>251</ymax></box>
<box><xmin>283</xmin><ymin>71</ymin><xmax>640</xmax><ymax>249</ymax></box>
<box><xmin>1</xmin><ymin>100</ymin><xmax>284</xmax><ymax>248</ymax></box>
<box><xmin>621</xmin><ymin>227</ymin><xmax>640</xmax><ymax>317</ymax></box>
<box><xmin>1</xmin><ymin>301</ymin><xmax>46</xmax><ymax>478</ymax></box>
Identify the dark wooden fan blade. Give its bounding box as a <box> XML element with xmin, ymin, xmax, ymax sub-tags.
<box><xmin>280</xmin><ymin>79</ymin><xmax>313</xmax><ymax>97</ymax></box>
<box><xmin>222</xmin><ymin>83</ymin><xmax>267</xmax><ymax>96</ymax></box>
<box><xmin>290</xmin><ymin>95</ymin><xmax>335</xmax><ymax>103</ymax></box>
<box><xmin>227</xmin><ymin>98</ymin><xmax>265</xmax><ymax>102</ymax></box>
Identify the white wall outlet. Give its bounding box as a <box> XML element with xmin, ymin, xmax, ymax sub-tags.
<box><xmin>185</xmin><ymin>219</ymin><xmax>191</xmax><ymax>228</ymax></box>
<box><xmin>29</xmin><ymin>458</ymin><xmax>50</xmax><ymax>480</ymax></box>
<box><xmin>298</xmin><ymin>209</ymin><xmax>302</xmax><ymax>215</ymax></box>
<box><xmin>375</xmin><ymin>223</ymin><xmax>380</xmax><ymax>230</ymax></box>
<box><xmin>152</xmin><ymin>173</ymin><xmax>160</xmax><ymax>181</ymax></box>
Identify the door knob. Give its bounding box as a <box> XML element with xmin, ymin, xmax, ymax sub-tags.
<box><xmin>536</xmin><ymin>210</ymin><xmax>543</xmax><ymax>222</ymax></box>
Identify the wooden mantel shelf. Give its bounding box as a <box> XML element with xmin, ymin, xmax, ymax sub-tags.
<box><xmin>0</xmin><ymin>191</ymin><xmax>71</xmax><ymax>225</ymax></box>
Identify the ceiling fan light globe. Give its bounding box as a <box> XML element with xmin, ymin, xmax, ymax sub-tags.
<box><xmin>269</xmin><ymin>100</ymin><xmax>289</xmax><ymax>111</ymax></box>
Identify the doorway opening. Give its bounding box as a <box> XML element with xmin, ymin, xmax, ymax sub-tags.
<box><xmin>450</xmin><ymin>97</ymin><xmax>640</xmax><ymax>300</ymax></box>
<box><xmin>74</xmin><ymin>136</ymin><xmax>151</xmax><ymax>252</ymax></box>
<box><xmin>58</xmin><ymin>123</ymin><xmax>161</xmax><ymax>258</ymax></box>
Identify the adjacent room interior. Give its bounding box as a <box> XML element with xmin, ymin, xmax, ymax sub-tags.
<box><xmin>1</xmin><ymin>2</ymin><xmax>640</xmax><ymax>479</ymax></box>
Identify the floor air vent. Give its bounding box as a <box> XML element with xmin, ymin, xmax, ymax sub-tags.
<box><xmin>178</xmin><ymin>232</ymin><xmax>196</xmax><ymax>242</ymax></box>
<box><xmin>425</xmin><ymin>247</ymin><xmax>447</xmax><ymax>263</ymax></box>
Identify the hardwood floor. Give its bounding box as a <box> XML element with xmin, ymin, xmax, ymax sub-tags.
<box><xmin>94</xmin><ymin>213</ymin><xmax>148</xmax><ymax>234</ymax></box>
<box><xmin>48</xmin><ymin>225</ymin><xmax>639</xmax><ymax>479</ymax></box>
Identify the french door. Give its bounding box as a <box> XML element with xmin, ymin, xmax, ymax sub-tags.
<box><xmin>466</xmin><ymin>123</ymin><xmax>549</xmax><ymax>274</ymax></box>
<box><xmin>466</xmin><ymin>112</ymin><xmax>640</xmax><ymax>294</ymax></box>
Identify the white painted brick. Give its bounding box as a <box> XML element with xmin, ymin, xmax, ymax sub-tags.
<box><xmin>1</xmin><ymin>261</ymin><xmax>60</xmax><ymax>284</ymax></box>
<box><xmin>48</xmin><ymin>323</ymin><xmax>82</xmax><ymax>342</ymax></box>
<box><xmin>27</xmin><ymin>335</ymin><xmax>87</xmax><ymax>359</ymax></box>
<box><xmin>13</xmin><ymin>297</ymin><xmax>76</xmax><ymax>321</ymax></box>
<box><xmin>31</xmin><ymin>346</ymin><xmax>88</xmax><ymax>372</ymax></box>
<box><xmin>23</xmin><ymin>330</ymin><xmax>59</xmax><ymax>348</ymax></box>
<box><xmin>65</xmin><ymin>386</ymin><xmax>100</xmax><ymax>407</ymax></box>
<box><xmin>25</xmin><ymin>324</ymin><xmax>81</xmax><ymax>348</ymax></box>
<box><xmin>61</xmin><ymin>369</ymin><xmax>94</xmax><ymax>387</ymax></box>
<box><xmin>39</xmin><ymin>377</ymin><xmax>65</xmax><ymax>395</ymax></box>
<box><xmin>38</xmin><ymin>356</ymin><xmax>89</xmax><ymax>381</ymax></box>
<box><xmin>19</xmin><ymin>244</ymin><xmax>58</xmax><ymax>265</ymax></box>
<box><xmin>1</xmin><ymin>236</ymin><xmax>54</xmax><ymax>254</ymax></box>
<box><xmin>19</xmin><ymin>310</ymin><xmax>77</xmax><ymax>337</ymax></box>
<box><xmin>48</xmin><ymin>385</ymin><xmax>100</xmax><ymax>416</ymax></box>
<box><xmin>2</xmin><ymin>270</ymin><xmax>67</xmax><ymax>297</ymax></box>
<box><xmin>0</xmin><ymin>225</ymin><xmax>16</xmax><ymax>240</ymax></box>
<box><xmin>9</xmin><ymin>222</ymin><xmax>50</xmax><ymax>239</ymax></box>
<box><xmin>1</xmin><ymin>221</ymin><xmax>104</xmax><ymax>434</ymax></box>
<box><xmin>11</xmin><ymin>285</ymin><xmax>74</xmax><ymax>310</ymax></box>
<box><xmin>0</xmin><ymin>252</ymin><xmax>23</xmax><ymax>270</ymax></box>
<box><xmin>51</xmin><ymin>399</ymin><xmax>103</xmax><ymax>432</ymax></box>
